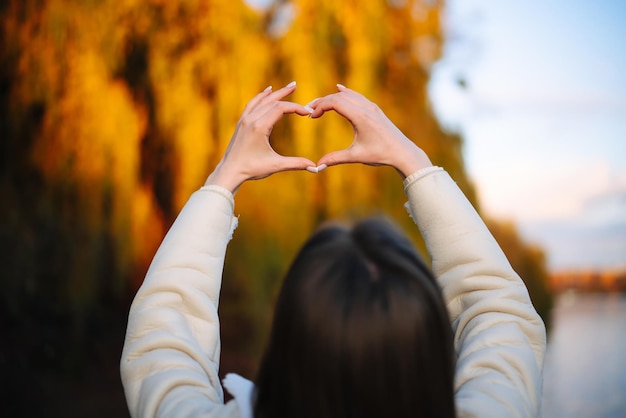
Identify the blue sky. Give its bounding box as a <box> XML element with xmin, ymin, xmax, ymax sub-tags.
<box><xmin>429</xmin><ymin>0</ymin><xmax>626</xmax><ymax>271</ymax></box>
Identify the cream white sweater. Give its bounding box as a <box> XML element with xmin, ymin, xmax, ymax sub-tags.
<box><xmin>120</xmin><ymin>168</ymin><xmax>546</xmax><ymax>417</ymax></box>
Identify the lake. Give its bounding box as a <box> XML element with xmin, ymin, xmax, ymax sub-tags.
<box><xmin>541</xmin><ymin>292</ymin><xmax>626</xmax><ymax>417</ymax></box>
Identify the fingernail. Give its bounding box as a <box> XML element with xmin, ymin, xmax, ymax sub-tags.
<box><xmin>337</xmin><ymin>83</ymin><xmax>346</xmax><ymax>90</ymax></box>
<box><xmin>286</xmin><ymin>81</ymin><xmax>296</xmax><ymax>88</ymax></box>
<box><xmin>316</xmin><ymin>164</ymin><xmax>328</xmax><ymax>173</ymax></box>
<box><xmin>306</xmin><ymin>166</ymin><xmax>319</xmax><ymax>173</ymax></box>
<box><xmin>304</xmin><ymin>105</ymin><xmax>314</xmax><ymax>114</ymax></box>
<box><xmin>264</xmin><ymin>85</ymin><xmax>273</xmax><ymax>92</ymax></box>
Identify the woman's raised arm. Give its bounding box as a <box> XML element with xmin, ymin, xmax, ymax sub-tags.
<box><xmin>310</xmin><ymin>85</ymin><xmax>546</xmax><ymax>416</ymax></box>
<box><xmin>121</xmin><ymin>82</ymin><xmax>314</xmax><ymax>417</ymax></box>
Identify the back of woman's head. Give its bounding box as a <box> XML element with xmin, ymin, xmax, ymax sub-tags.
<box><xmin>254</xmin><ymin>217</ymin><xmax>456</xmax><ymax>418</ymax></box>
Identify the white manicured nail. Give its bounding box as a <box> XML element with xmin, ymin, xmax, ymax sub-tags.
<box><xmin>286</xmin><ymin>81</ymin><xmax>296</xmax><ymax>88</ymax></box>
<box><xmin>337</xmin><ymin>83</ymin><xmax>346</xmax><ymax>90</ymax></box>
<box><xmin>263</xmin><ymin>85</ymin><xmax>272</xmax><ymax>92</ymax></box>
<box><xmin>304</xmin><ymin>105</ymin><xmax>314</xmax><ymax>114</ymax></box>
<box><xmin>306</xmin><ymin>165</ymin><xmax>327</xmax><ymax>173</ymax></box>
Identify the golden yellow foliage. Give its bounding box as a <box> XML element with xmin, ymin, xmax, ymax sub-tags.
<box><xmin>2</xmin><ymin>0</ymin><xmax>548</xmax><ymax>380</ymax></box>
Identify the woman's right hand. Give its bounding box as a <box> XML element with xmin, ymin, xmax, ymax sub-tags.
<box><xmin>309</xmin><ymin>85</ymin><xmax>432</xmax><ymax>178</ymax></box>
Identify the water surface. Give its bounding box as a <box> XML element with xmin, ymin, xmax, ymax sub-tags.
<box><xmin>542</xmin><ymin>293</ymin><xmax>626</xmax><ymax>417</ymax></box>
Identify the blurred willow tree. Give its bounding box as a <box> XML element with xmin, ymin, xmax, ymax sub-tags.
<box><xmin>0</xmin><ymin>0</ymin><xmax>550</xmax><ymax>384</ymax></box>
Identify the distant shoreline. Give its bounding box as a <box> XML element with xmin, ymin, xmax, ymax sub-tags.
<box><xmin>549</xmin><ymin>269</ymin><xmax>626</xmax><ymax>293</ymax></box>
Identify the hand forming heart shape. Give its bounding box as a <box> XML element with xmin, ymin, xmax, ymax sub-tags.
<box><xmin>204</xmin><ymin>82</ymin><xmax>432</xmax><ymax>194</ymax></box>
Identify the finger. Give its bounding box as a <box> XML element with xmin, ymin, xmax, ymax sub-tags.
<box><xmin>260</xmin><ymin>80</ymin><xmax>298</xmax><ymax>106</ymax></box>
<box><xmin>308</xmin><ymin>90</ymin><xmax>362</xmax><ymax>114</ymax></box>
<box><xmin>317</xmin><ymin>149</ymin><xmax>357</xmax><ymax>167</ymax></box>
<box><xmin>256</xmin><ymin>100</ymin><xmax>314</xmax><ymax>129</ymax></box>
<box><xmin>272</xmin><ymin>155</ymin><xmax>317</xmax><ymax>173</ymax></box>
<box><xmin>306</xmin><ymin>93</ymin><xmax>334</xmax><ymax>114</ymax></box>
<box><xmin>305</xmin><ymin>97</ymin><xmax>321</xmax><ymax>108</ymax></box>
<box><xmin>335</xmin><ymin>83</ymin><xmax>371</xmax><ymax>102</ymax></box>
<box><xmin>309</xmin><ymin>94</ymin><xmax>361</xmax><ymax>123</ymax></box>
<box><xmin>242</xmin><ymin>85</ymin><xmax>274</xmax><ymax>116</ymax></box>
<box><xmin>241</xmin><ymin>101</ymin><xmax>312</xmax><ymax>139</ymax></box>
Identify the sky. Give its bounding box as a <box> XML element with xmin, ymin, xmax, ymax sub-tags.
<box><xmin>429</xmin><ymin>0</ymin><xmax>626</xmax><ymax>271</ymax></box>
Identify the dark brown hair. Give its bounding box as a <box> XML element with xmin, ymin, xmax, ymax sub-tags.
<box><xmin>254</xmin><ymin>217</ymin><xmax>456</xmax><ymax>418</ymax></box>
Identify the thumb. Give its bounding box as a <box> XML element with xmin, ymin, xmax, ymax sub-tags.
<box><xmin>274</xmin><ymin>156</ymin><xmax>317</xmax><ymax>172</ymax></box>
<box><xmin>317</xmin><ymin>149</ymin><xmax>355</xmax><ymax>167</ymax></box>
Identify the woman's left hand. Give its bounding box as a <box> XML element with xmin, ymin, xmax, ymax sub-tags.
<box><xmin>204</xmin><ymin>82</ymin><xmax>315</xmax><ymax>193</ymax></box>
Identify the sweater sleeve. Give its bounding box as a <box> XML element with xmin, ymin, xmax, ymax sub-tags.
<box><xmin>120</xmin><ymin>185</ymin><xmax>241</xmax><ymax>418</ymax></box>
<box><xmin>404</xmin><ymin>169</ymin><xmax>547</xmax><ymax>418</ymax></box>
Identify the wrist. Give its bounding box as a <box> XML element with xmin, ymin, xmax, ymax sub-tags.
<box><xmin>393</xmin><ymin>144</ymin><xmax>432</xmax><ymax>179</ymax></box>
<box><xmin>204</xmin><ymin>161</ymin><xmax>245</xmax><ymax>194</ymax></box>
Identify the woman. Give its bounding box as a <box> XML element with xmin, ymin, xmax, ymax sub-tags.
<box><xmin>120</xmin><ymin>82</ymin><xmax>546</xmax><ymax>417</ymax></box>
